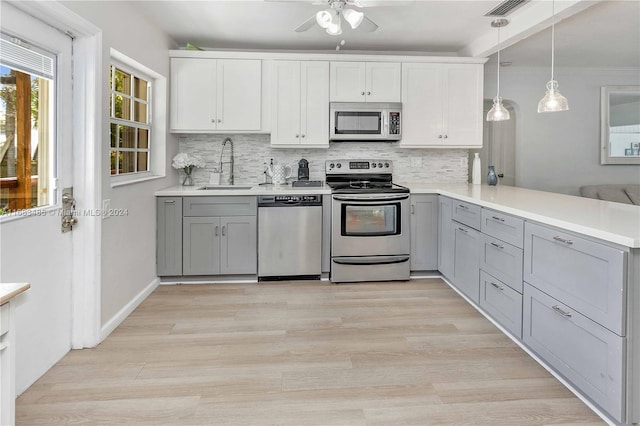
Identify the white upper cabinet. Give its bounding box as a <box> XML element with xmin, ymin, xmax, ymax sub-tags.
<box><xmin>170</xmin><ymin>58</ymin><xmax>261</xmax><ymax>133</ymax></box>
<box><xmin>271</xmin><ymin>60</ymin><xmax>329</xmax><ymax>148</ymax></box>
<box><xmin>330</xmin><ymin>61</ymin><xmax>401</xmax><ymax>102</ymax></box>
<box><xmin>400</xmin><ymin>63</ymin><xmax>483</xmax><ymax>147</ymax></box>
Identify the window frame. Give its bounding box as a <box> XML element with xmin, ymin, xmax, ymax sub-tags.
<box><xmin>109</xmin><ymin>49</ymin><xmax>166</xmax><ymax>187</ymax></box>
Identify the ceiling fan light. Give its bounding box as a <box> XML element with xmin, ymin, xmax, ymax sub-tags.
<box><xmin>343</xmin><ymin>8</ymin><xmax>364</xmax><ymax>29</ymax></box>
<box><xmin>316</xmin><ymin>10</ymin><xmax>332</xmax><ymax>29</ymax></box>
<box><xmin>326</xmin><ymin>19</ymin><xmax>343</xmax><ymax>36</ymax></box>
<box><xmin>538</xmin><ymin>80</ymin><xmax>569</xmax><ymax>112</ymax></box>
<box><xmin>486</xmin><ymin>96</ymin><xmax>510</xmax><ymax>121</ymax></box>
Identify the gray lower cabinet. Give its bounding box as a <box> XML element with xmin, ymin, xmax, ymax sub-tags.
<box><xmin>182</xmin><ymin>196</ymin><xmax>257</xmax><ymax>276</ymax></box>
<box><xmin>524</xmin><ymin>222</ymin><xmax>626</xmax><ymax>335</ymax></box>
<box><xmin>157</xmin><ymin>197</ymin><xmax>183</xmax><ymax>276</ymax></box>
<box><xmin>410</xmin><ymin>194</ymin><xmax>439</xmax><ymax>271</ymax></box>
<box><xmin>438</xmin><ymin>196</ymin><xmax>454</xmax><ymax>279</ymax></box>
<box><xmin>480</xmin><ymin>208</ymin><xmax>524</xmax><ymax>249</ymax></box>
<box><xmin>452</xmin><ymin>200</ymin><xmax>481</xmax><ymax>231</ymax></box>
<box><xmin>480</xmin><ymin>234</ymin><xmax>523</xmax><ymax>293</ymax></box>
<box><xmin>452</xmin><ymin>222</ymin><xmax>481</xmax><ymax>303</ymax></box>
<box><xmin>479</xmin><ymin>271</ymin><xmax>522</xmax><ymax>338</ymax></box>
<box><xmin>523</xmin><ymin>283</ymin><xmax>624</xmax><ymax>422</ymax></box>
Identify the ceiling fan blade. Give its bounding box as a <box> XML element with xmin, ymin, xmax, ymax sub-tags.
<box><xmin>264</xmin><ymin>0</ymin><xmax>327</xmax><ymax>3</ymax></box>
<box><xmin>294</xmin><ymin>15</ymin><xmax>318</xmax><ymax>32</ymax></box>
<box><xmin>358</xmin><ymin>15</ymin><xmax>379</xmax><ymax>32</ymax></box>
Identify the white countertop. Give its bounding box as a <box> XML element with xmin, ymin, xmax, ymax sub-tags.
<box><xmin>156</xmin><ymin>183</ymin><xmax>640</xmax><ymax>248</ymax></box>
<box><xmin>0</xmin><ymin>283</ymin><xmax>30</xmax><ymax>305</ymax></box>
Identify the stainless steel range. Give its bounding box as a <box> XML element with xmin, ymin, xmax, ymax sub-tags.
<box><xmin>325</xmin><ymin>159</ymin><xmax>410</xmax><ymax>283</ymax></box>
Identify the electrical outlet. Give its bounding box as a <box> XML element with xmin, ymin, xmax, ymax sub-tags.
<box><xmin>410</xmin><ymin>157</ymin><xmax>423</xmax><ymax>168</ymax></box>
<box><xmin>102</xmin><ymin>199</ymin><xmax>111</xmax><ymax>219</ymax></box>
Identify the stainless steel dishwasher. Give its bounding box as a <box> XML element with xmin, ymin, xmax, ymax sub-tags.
<box><xmin>258</xmin><ymin>195</ymin><xmax>322</xmax><ymax>281</ymax></box>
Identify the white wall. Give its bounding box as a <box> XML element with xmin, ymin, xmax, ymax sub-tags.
<box><xmin>484</xmin><ymin>66</ymin><xmax>640</xmax><ymax>195</ymax></box>
<box><xmin>60</xmin><ymin>1</ymin><xmax>179</xmax><ymax>325</ymax></box>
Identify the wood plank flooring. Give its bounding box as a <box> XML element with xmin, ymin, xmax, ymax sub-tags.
<box><xmin>16</xmin><ymin>279</ymin><xmax>605</xmax><ymax>425</ymax></box>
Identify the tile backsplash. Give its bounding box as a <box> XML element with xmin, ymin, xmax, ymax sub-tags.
<box><xmin>178</xmin><ymin>134</ymin><xmax>468</xmax><ymax>185</ymax></box>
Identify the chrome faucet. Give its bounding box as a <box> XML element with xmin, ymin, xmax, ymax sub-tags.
<box><xmin>219</xmin><ymin>137</ymin><xmax>234</xmax><ymax>185</ymax></box>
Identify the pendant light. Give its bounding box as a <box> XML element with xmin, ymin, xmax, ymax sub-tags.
<box><xmin>538</xmin><ymin>0</ymin><xmax>569</xmax><ymax>112</ymax></box>
<box><xmin>486</xmin><ymin>18</ymin><xmax>510</xmax><ymax>122</ymax></box>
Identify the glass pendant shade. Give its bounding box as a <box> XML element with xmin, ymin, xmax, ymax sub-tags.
<box><xmin>538</xmin><ymin>80</ymin><xmax>569</xmax><ymax>112</ymax></box>
<box><xmin>487</xmin><ymin>96</ymin><xmax>510</xmax><ymax>121</ymax></box>
<box><xmin>326</xmin><ymin>17</ymin><xmax>342</xmax><ymax>35</ymax></box>
<box><xmin>343</xmin><ymin>8</ymin><xmax>364</xmax><ymax>29</ymax></box>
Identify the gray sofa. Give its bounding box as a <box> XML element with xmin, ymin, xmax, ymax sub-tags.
<box><xmin>580</xmin><ymin>184</ymin><xmax>640</xmax><ymax>205</ymax></box>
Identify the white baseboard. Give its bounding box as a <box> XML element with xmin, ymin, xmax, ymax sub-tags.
<box><xmin>100</xmin><ymin>278</ymin><xmax>159</xmax><ymax>341</ymax></box>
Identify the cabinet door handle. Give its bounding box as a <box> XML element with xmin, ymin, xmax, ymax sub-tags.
<box><xmin>458</xmin><ymin>204</ymin><xmax>469</xmax><ymax>210</ymax></box>
<box><xmin>491</xmin><ymin>215</ymin><xmax>505</xmax><ymax>222</ymax></box>
<box><xmin>490</xmin><ymin>242</ymin><xmax>504</xmax><ymax>250</ymax></box>
<box><xmin>218</xmin><ymin>119</ymin><xmax>222</xmax><ymax>123</ymax></box>
<box><xmin>438</xmin><ymin>135</ymin><xmax>443</xmax><ymax>139</ymax></box>
<box><xmin>490</xmin><ymin>282</ymin><xmax>504</xmax><ymax>291</ymax></box>
<box><xmin>443</xmin><ymin>135</ymin><xmax>448</xmax><ymax>139</ymax></box>
<box><xmin>215</xmin><ymin>226</ymin><xmax>219</xmax><ymax>237</ymax></box>
<box><xmin>457</xmin><ymin>227</ymin><xmax>468</xmax><ymax>233</ymax></box>
<box><xmin>211</xmin><ymin>118</ymin><xmax>215</xmax><ymax>123</ymax></box>
<box><xmin>411</xmin><ymin>204</ymin><xmax>415</xmax><ymax>215</ymax></box>
<box><xmin>222</xmin><ymin>226</ymin><xmax>226</xmax><ymax>236</ymax></box>
<box><xmin>367</xmin><ymin>91</ymin><xmax>371</xmax><ymax>95</ymax></box>
<box><xmin>301</xmin><ymin>134</ymin><xmax>305</xmax><ymax>138</ymax></box>
<box><xmin>295</xmin><ymin>134</ymin><xmax>299</xmax><ymax>138</ymax></box>
<box><xmin>553</xmin><ymin>236</ymin><xmax>574</xmax><ymax>245</ymax></box>
<box><xmin>361</xmin><ymin>91</ymin><xmax>365</xmax><ymax>96</ymax></box>
<box><xmin>164</xmin><ymin>200</ymin><xmax>175</xmax><ymax>204</ymax></box>
<box><xmin>552</xmin><ymin>305</ymin><xmax>572</xmax><ymax>318</ymax></box>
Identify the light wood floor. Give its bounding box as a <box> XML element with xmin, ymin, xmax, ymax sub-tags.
<box><xmin>16</xmin><ymin>279</ymin><xmax>605</xmax><ymax>425</ymax></box>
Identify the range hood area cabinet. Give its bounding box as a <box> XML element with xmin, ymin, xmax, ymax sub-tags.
<box><xmin>170</xmin><ymin>58</ymin><xmax>262</xmax><ymax>133</ymax></box>
<box><xmin>270</xmin><ymin>60</ymin><xmax>330</xmax><ymax>148</ymax></box>
<box><xmin>329</xmin><ymin>61</ymin><xmax>401</xmax><ymax>103</ymax></box>
<box><xmin>400</xmin><ymin>63</ymin><xmax>483</xmax><ymax>148</ymax></box>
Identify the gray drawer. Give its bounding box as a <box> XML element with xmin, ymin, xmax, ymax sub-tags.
<box><xmin>0</xmin><ymin>303</ymin><xmax>8</xmax><ymax>336</ymax></box>
<box><xmin>479</xmin><ymin>271</ymin><xmax>522</xmax><ymax>339</ymax></box>
<box><xmin>452</xmin><ymin>200</ymin><xmax>481</xmax><ymax>230</ymax></box>
<box><xmin>481</xmin><ymin>208</ymin><xmax>524</xmax><ymax>248</ymax></box>
<box><xmin>523</xmin><ymin>284</ymin><xmax>624</xmax><ymax>422</ymax></box>
<box><xmin>480</xmin><ymin>234</ymin><xmax>523</xmax><ymax>293</ymax></box>
<box><xmin>524</xmin><ymin>222</ymin><xmax>626</xmax><ymax>335</ymax></box>
<box><xmin>183</xmin><ymin>196</ymin><xmax>257</xmax><ymax>217</ymax></box>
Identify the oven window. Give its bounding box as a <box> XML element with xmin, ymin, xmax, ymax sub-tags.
<box><xmin>335</xmin><ymin>111</ymin><xmax>381</xmax><ymax>135</ymax></box>
<box><xmin>341</xmin><ymin>203</ymin><xmax>401</xmax><ymax>236</ymax></box>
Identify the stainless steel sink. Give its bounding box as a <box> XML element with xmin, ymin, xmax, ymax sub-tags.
<box><xmin>198</xmin><ymin>185</ymin><xmax>252</xmax><ymax>190</ymax></box>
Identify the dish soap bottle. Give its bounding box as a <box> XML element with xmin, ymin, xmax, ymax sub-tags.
<box><xmin>472</xmin><ymin>153</ymin><xmax>481</xmax><ymax>185</ymax></box>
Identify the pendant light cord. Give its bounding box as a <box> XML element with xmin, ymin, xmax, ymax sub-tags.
<box><xmin>551</xmin><ymin>0</ymin><xmax>555</xmax><ymax>82</ymax></box>
<box><xmin>497</xmin><ymin>25</ymin><xmax>501</xmax><ymax>97</ymax></box>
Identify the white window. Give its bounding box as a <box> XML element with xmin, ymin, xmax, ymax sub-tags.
<box><xmin>109</xmin><ymin>49</ymin><xmax>166</xmax><ymax>186</ymax></box>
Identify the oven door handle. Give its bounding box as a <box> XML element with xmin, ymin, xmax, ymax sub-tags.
<box><xmin>332</xmin><ymin>194</ymin><xmax>410</xmax><ymax>202</ymax></box>
<box><xmin>332</xmin><ymin>255</ymin><xmax>410</xmax><ymax>266</ymax></box>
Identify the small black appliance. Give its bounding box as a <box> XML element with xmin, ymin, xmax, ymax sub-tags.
<box><xmin>297</xmin><ymin>158</ymin><xmax>309</xmax><ymax>181</ymax></box>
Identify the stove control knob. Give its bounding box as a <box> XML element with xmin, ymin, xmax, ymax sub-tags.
<box><xmin>378</xmin><ymin>162</ymin><xmax>383</xmax><ymax>168</ymax></box>
<box><xmin>384</xmin><ymin>162</ymin><xmax>390</xmax><ymax>168</ymax></box>
<box><xmin>336</xmin><ymin>163</ymin><xmax>342</xmax><ymax>168</ymax></box>
<box><xmin>372</xmin><ymin>163</ymin><xmax>377</xmax><ymax>168</ymax></box>
<box><xmin>329</xmin><ymin>163</ymin><xmax>335</xmax><ymax>169</ymax></box>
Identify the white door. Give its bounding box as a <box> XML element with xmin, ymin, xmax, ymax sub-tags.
<box><xmin>366</xmin><ymin>62</ymin><xmax>401</xmax><ymax>102</ymax></box>
<box><xmin>443</xmin><ymin>64</ymin><xmax>483</xmax><ymax>147</ymax></box>
<box><xmin>271</xmin><ymin>60</ymin><xmax>301</xmax><ymax>146</ymax></box>
<box><xmin>0</xmin><ymin>3</ymin><xmax>74</xmax><ymax>394</ymax></box>
<box><xmin>170</xmin><ymin>58</ymin><xmax>217</xmax><ymax>131</ymax></box>
<box><xmin>216</xmin><ymin>59</ymin><xmax>261</xmax><ymax>131</ymax></box>
<box><xmin>330</xmin><ymin>61</ymin><xmax>366</xmax><ymax>102</ymax></box>
<box><xmin>400</xmin><ymin>63</ymin><xmax>442</xmax><ymax>146</ymax></box>
<box><xmin>300</xmin><ymin>61</ymin><xmax>329</xmax><ymax>146</ymax></box>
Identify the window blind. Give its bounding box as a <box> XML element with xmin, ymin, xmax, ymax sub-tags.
<box><xmin>0</xmin><ymin>33</ymin><xmax>55</xmax><ymax>80</ymax></box>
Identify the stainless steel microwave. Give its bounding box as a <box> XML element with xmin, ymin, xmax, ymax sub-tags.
<box><xmin>330</xmin><ymin>102</ymin><xmax>402</xmax><ymax>141</ymax></box>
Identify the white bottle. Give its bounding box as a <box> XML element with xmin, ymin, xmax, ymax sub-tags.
<box><xmin>472</xmin><ymin>153</ymin><xmax>481</xmax><ymax>185</ymax></box>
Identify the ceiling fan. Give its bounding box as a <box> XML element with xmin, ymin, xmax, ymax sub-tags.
<box><xmin>269</xmin><ymin>0</ymin><xmax>413</xmax><ymax>36</ymax></box>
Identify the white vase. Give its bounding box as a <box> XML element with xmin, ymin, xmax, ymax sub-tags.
<box><xmin>472</xmin><ymin>153</ymin><xmax>481</xmax><ymax>185</ymax></box>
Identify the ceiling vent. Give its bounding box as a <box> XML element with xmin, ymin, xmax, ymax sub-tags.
<box><xmin>484</xmin><ymin>0</ymin><xmax>530</xmax><ymax>17</ymax></box>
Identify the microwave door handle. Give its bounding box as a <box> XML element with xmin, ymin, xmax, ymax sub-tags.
<box><xmin>383</xmin><ymin>112</ymin><xmax>389</xmax><ymax>136</ymax></box>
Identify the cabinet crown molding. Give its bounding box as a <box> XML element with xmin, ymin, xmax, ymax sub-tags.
<box><xmin>169</xmin><ymin>49</ymin><xmax>489</xmax><ymax>64</ymax></box>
